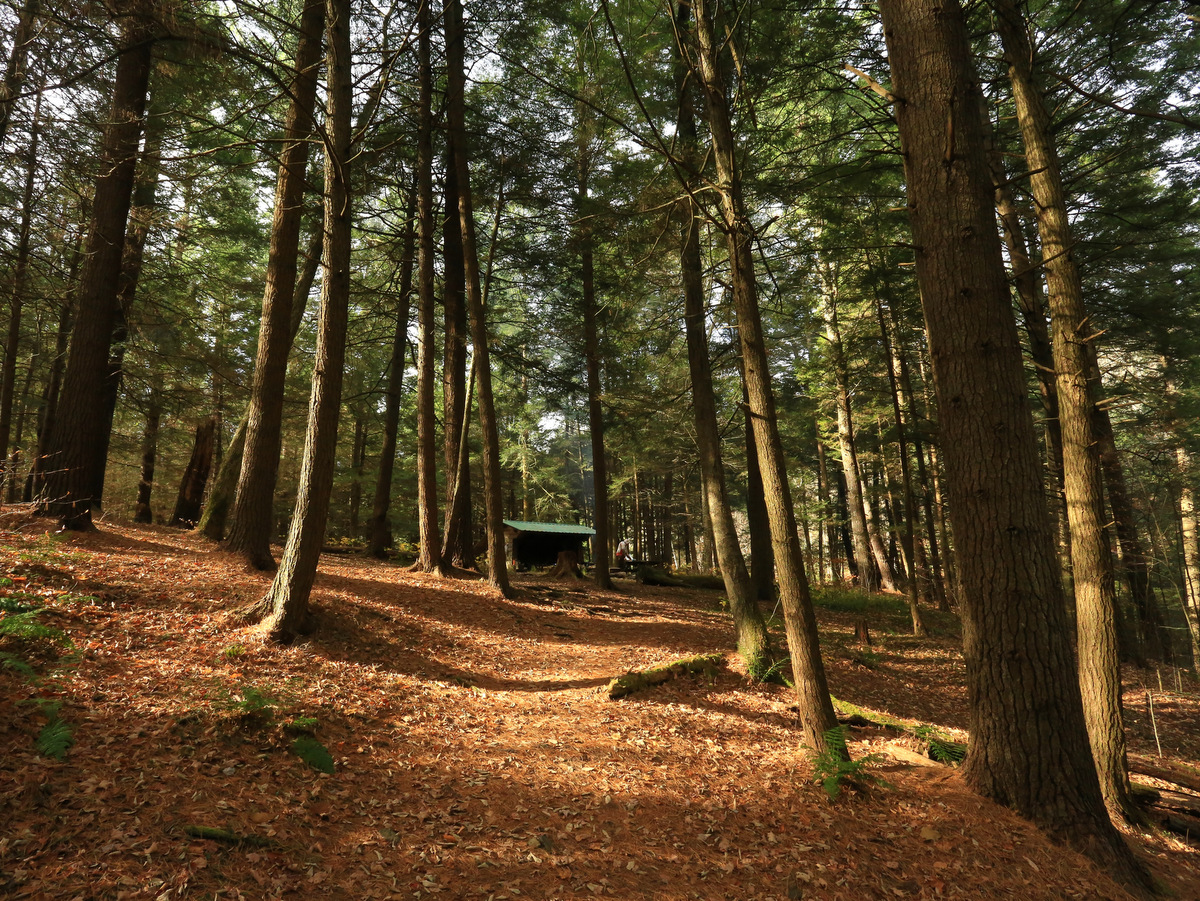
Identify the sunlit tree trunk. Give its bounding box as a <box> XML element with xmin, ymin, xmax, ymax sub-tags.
<box><xmin>673</xmin><ymin>0</ymin><xmax>771</xmax><ymax>671</ymax></box>
<box><xmin>446</xmin><ymin>0</ymin><xmax>508</xmax><ymax>594</ymax></box>
<box><xmin>693</xmin><ymin>0</ymin><xmax>837</xmax><ymax>752</ymax></box>
<box><xmin>414</xmin><ymin>0</ymin><xmax>444</xmax><ymax>574</ymax></box>
<box><xmin>880</xmin><ymin>0</ymin><xmax>1146</xmax><ymax>888</ymax></box>
<box><xmin>258</xmin><ymin>0</ymin><xmax>353</xmax><ymax>642</ymax></box>
<box><xmin>992</xmin><ymin>0</ymin><xmax>1135</xmax><ymax>821</ymax></box>
<box><xmin>821</xmin><ymin>279</ymin><xmax>875</xmax><ymax>591</ymax></box>
<box><xmin>225</xmin><ymin>0</ymin><xmax>324</xmax><ymax>568</ymax></box>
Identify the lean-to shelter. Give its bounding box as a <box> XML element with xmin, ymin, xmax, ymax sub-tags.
<box><xmin>503</xmin><ymin>520</ymin><xmax>595</xmax><ymax>570</ymax></box>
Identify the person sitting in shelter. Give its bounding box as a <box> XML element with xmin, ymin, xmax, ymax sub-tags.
<box><xmin>616</xmin><ymin>537</ymin><xmax>637</xmax><ymax>572</ymax></box>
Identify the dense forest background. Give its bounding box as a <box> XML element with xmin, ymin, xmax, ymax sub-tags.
<box><xmin>1</xmin><ymin>0</ymin><xmax>1199</xmax><ymax>891</ymax></box>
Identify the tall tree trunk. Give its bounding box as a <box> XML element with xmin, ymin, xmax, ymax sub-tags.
<box><xmin>225</xmin><ymin>0</ymin><xmax>324</xmax><ymax>569</ymax></box>
<box><xmin>0</xmin><ymin>83</ymin><xmax>40</xmax><ymax>495</ymax></box>
<box><xmin>579</xmin><ymin>150</ymin><xmax>613</xmax><ymax>590</ymax></box>
<box><xmin>743</xmin><ymin>374</ymin><xmax>775</xmax><ymax>600</ymax></box>
<box><xmin>200</xmin><ymin>219</ymin><xmax>322</xmax><ymax>540</ymax></box>
<box><xmin>441</xmin><ymin>145</ymin><xmax>472</xmax><ymax>567</ymax></box>
<box><xmin>0</xmin><ymin>0</ymin><xmax>38</xmax><ymax>149</ymax></box>
<box><xmin>445</xmin><ymin>0</ymin><xmax>508</xmax><ymax>594</ymax></box>
<box><xmin>414</xmin><ymin>0</ymin><xmax>443</xmax><ymax>574</ymax></box>
<box><xmin>693</xmin><ymin>0</ymin><xmax>837</xmax><ymax>752</ymax></box>
<box><xmin>875</xmin><ymin>294</ymin><xmax>926</xmax><ymax>633</ymax></box>
<box><xmin>170</xmin><ymin>416</ymin><xmax>217</xmax><ymax>527</ymax></box>
<box><xmin>36</xmin><ymin>18</ymin><xmax>153</xmax><ymax>529</ymax></box>
<box><xmin>992</xmin><ymin>0</ymin><xmax>1135</xmax><ymax>822</ymax></box>
<box><xmin>821</xmin><ymin>279</ymin><xmax>876</xmax><ymax>591</ymax></box>
<box><xmin>1087</xmin><ymin>345</ymin><xmax>1164</xmax><ymax>660</ymax></box>
<box><xmin>91</xmin><ymin>82</ymin><xmax>166</xmax><ymax>507</ymax></box>
<box><xmin>366</xmin><ymin>177</ymin><xmax>416</xmax><ymax>558</ymax></box>
<box><xmin>133</xmin><ymin>393</ymin><xmax>159</xmax><ymax>523</ymax></box>
<box><xmin>674</xmin><ymin>0</ymin><xmax>771</xmax><ymax>669</ymax></box>
<box><xmin>258</xmin><ymin>0</ymin><xmax>353</xmax><ymax>642</ymax></box>
<box><xmin>878</xmin><ymin>0</ymin><xmax>1146</xmax><ymax>888</ymax></box>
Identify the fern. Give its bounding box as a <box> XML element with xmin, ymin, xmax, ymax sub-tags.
<box><xmin>0</xmin><ymin>651</ymin><xmax>35</xmax><ymax>678</ymax></box>
<box><xmin>812</xmin><ymin>727</ymin><xmax>889</xmax><ymax>801</ymax></box>
<box><xmin>21</xmin><ymin>699</ymin><xmax>74</xmax><ymax>760</ymax></box>
<box><xmin>0</xmin><ymin>611</ymin><xmax>69</xmax><ymax>646</ymax></box>
<box><xmin>291</xmin><ymin>735</ymin><xmax>335</xmax><ymax>774</ymax></box>
<box><xmin>37</xmin><ymin>716</ymin><xmax>74</xmax><ymax>760</ymax></box>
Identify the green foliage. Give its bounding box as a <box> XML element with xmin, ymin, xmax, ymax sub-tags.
<box><xmin>812</xmin><ymin>727</ymin><xmax>889</xmax><ymax>801</ymax></box>
<box><xmin>0</xmin><ymin>595</ymin><xmax>41</xmax><ymax>614</ymax></box>
<box><xmin>290</xmin><ymin>735</ymin><xmax>335</xmax><ymax>774</ymax></box>
<box><xmin>912</xmin><ymin>725</ymin><xmax>967</xmax><ymax>764</ymax></box>
<box><xmin>221</xmin><ymin>643</ymin><xmax>246</xmax><ymax>661</ymax></box>
<box><xmin>21</xmin><ymin>698</ymin><xmax>74</xmax><ymax>761</ymax></box>
<box><xmin>286</xmin><ymin>716</ymin><xmax>319</xmax><ymax>733</ymax></box>
<box><xmin>0</xmin><ymin>610</ymin><xmax>68</xmax><ymax>645</ymax></box>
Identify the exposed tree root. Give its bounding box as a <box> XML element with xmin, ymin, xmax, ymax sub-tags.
<box><xmin>606</xmin><ymin>653</ymin><xmax>725</xmax><ymax>699</ymax></box>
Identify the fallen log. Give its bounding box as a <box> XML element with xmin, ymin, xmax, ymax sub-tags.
<box><xmin>607</xmin><ymin>653</ymin><xmax>725</xmax><ymax>699</ymax></box>
<box><xmin>635</xmin><ymin>565</ymin><xmax>685</xmax><ymax>587</ymax></box>
<box><xmin>1130</xmin><ymin>758</ymin><xmax>1200</xmax><ymax>795</ymax></box>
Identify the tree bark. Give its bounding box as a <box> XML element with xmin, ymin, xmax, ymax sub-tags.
<box><xmin>441</xmin><ymin>143</ymin><xmax>472</xmax><ymax>567</ymax></box>
<box><xmin>992</xmin><ymin>0</ymin><xmax>1136</xmax><ymax>822</ymax></box>
<box><xmin>0</xmin><ymin>0</ymin><xmax>39</xmax><ymax>150</ymax></box>
<box><xmin>365</xmin><ymin>176</ymin><xmax>416</xmax><ymax>558</ymax></box>
<box><xmin>225</xmin><ymin>0</ymin><xmax>324</xmax><ymax>569</ymax></box>
<box><xmin>875</xmin><ymin>295</ymin><xmax>926</xmax><ymax>634</ymax></box>
<box><xmin>879</xmin><ymin>0</ymin><xmax>1147</xmax><ymax>888</ymax></box>
<box><xmin>445</xmin><ymin>0</ymin><xmax>509</xmax><ymax>595</ymax></box>
<box><xmin>414</xmin><ymin>0</ymin><xmax>444</xmax><ymax>574</ymax></box>
<box><xmin>0</xmin><ymin>83</ymin><xmax>40</xmax><ymax>495</ymax></box>
<box><xmin>91</xmin><ymin>81</ymin><xmax>166</xmax><ymax>508</ymax></box>
<box><xmin>258</xmin><ymin>0</ymin><xmax>353</xmax><ymax>642</ymax></box>
<box><xmin>133</xmin><ymin>393</ymin><xmax>159</xmax><ymax>523</ymax></box>
<box><xmin>170</xmin><ymin>416</ymin><xmax>217</xmax><ymax>527</ymax></box>
<box><xmin>693</xmin><ymin>0</ymin><xmax>837</xmax><ymax>752</ymax></box>
<box><xmin>673</xmin><ymin>0</ymin><xmax>771</xmax><ymax>671</ymax></box>
<box><xmin>36</xmin><ymin>17</ymin><xmax>154</xmax><ymax>529</ymax></box>
<box><xmin>199</xmin><ymin>219</ymin><xmax>322</xmax><ymax>541</ymax></box>
<box><xmin>821</xmin><ymin>278</ymin><xmax>876</xmax><ymax>591</ymax></box>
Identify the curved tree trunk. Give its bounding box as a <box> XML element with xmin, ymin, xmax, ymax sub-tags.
<box><xmin>673</xmin><ymin>1</ymin><xmax>771</xmax><ymax>672</ymax></box>
<box><xmin>413</xmin><ymin>0</ymin><xmax>444</xmax><ymax>575</ymax></box>
<box><xmin>693</xmin><ymin>0</ymin><xmax>838</xmax><ymax>756</ymax></box>
<box><xmin>878</xmin><ymin>0</ymin><xmax>1147</xmax><ymax>889</ymax></box>
<box><xmin>224</xmin><ymin>0</ymin><xmax>324</xmax><ymax>570</ymax></box>
<box><xmin>821</xmin><ymin>280</ymin><xmax>876</xmax><ymax>592</ymax></box>
<box><xmin>992</xmin><ymin>0</ymin><xmax>1136</xmax><ymax>823</ymax></box>
<box><xmin>446</xmin><ymin>0</ymin><xmax>509</xmax><ymax>595</ymax></box>
<box><xmin>36</xmin><ymin>18</ymin><xmax>154</xmax><ymax>530</ymax></box>
<box><xmin>258</xmin><ymin>0</ymin><xmax>353</xmax><ymax>642</ymax></box>
<box><xmin>200</xmin><ymin>220</ymin><xmax>322</xmax><ymax>541</ymax></box>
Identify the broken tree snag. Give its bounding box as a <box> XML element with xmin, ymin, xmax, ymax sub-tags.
<box><xmin>547</xmin><ymin>549</ymin><xmax>581</xmax><ymax>579</ymax></box>
<box><xmin>607</xmin><ymin>653</ymin><xmax>725</xmax><ymax>699</ymax></box>
<box><xmin>853</xmin><ymin>617</ymin><xmax>871</xmax><ymax>646</ymax></box>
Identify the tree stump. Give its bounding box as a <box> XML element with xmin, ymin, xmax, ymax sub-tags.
<box><xmin>548</xmin><ymin>549</ymin><xmax>581</xmax><ymax>580</ymax></box>
<box><xmin>853</xmin><ymin>617</ymin><xmax>871</xmax><ymax>646</ymax></box>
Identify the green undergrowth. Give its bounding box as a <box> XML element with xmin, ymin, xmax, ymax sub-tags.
<box><xmin>812</xmin><ymin>726</ymin><xmax>891</xmax><ymax>801</ymax></box>
<box><xmin>208</xmin><ymin>681</ymin><xmax>336</xmax><ymax>774</ymax></box>
<box><xmin>832</xmin><ymin>697</ymin><xmax>967</xmax><ymax>765</ymax></box>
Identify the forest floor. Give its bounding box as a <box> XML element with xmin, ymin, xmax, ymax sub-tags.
<box><xmin>1</xmin><ymin>517</ymin><xmax>1199</xmax><ymax>901</ymax></box>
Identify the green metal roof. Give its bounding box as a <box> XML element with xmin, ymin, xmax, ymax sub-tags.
<box><xmin>503</xmin><ymin>520</ymin><xmax>595</xmax><ymax>536</ymax></box>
